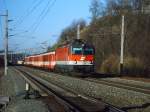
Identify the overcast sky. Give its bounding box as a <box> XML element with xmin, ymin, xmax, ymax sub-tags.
<box><xmin>0</xmin><ymin>0</ymin><xmax>92</xmax><ymax>52</ymax></box>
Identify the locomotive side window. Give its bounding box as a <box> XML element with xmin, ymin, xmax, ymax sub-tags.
<box><xmin>72</xmin><ymin>48</ymin><xmax>82</xmax><ymax>55</ymax></box>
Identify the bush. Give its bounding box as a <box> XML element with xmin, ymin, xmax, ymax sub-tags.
<box><xmin>100</xmin><ymin>55</ymin><xmax>145</xmax><ymax>76</ymax></box>
<box><xmin>123</xmin><ymin>57</ymin><xmax>145</xmax><ymax>76</ymax></box>
<box><xmin>100</xmin><ymin>55</ymin><xmax>120</xmax><ymax>75</ymax></box>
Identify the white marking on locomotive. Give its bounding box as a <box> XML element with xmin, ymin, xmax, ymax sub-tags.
<box><xmin>56</xmin><ymin>61</ymin><xmax>93</xmax><ymax>65</ymax></box>
<box><xmin>80</xmin><ymin>56</ymin><xmax>85</xmax><ymax>61</ymax></box>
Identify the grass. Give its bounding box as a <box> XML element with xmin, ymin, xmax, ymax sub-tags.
<box><xmin>100</xmin><ymin>55</ymin><xmax>120</xmax><ymax>75</ymax></box>
<box><xmin>100</xmin><ymin>55</ymin><xmax>146</xmax><ymax>76</ymax></box>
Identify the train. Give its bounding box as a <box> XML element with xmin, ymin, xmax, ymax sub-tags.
<box><xmin>24</xmin><ymin>39</ymin><xmax>95</xmax><ymax>73</ymax></box>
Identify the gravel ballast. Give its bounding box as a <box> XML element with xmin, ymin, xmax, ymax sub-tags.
<box><xmin>100</xmin><ymin>78</ymin><xmax>150</xmax><ymax>89</ymax></box>
<box><xmin>0</xmin><ymin>67</ymin><xmax>48</xmax><ymax>112</ymax></box>
<box><xmin>26</xmin><ymin>68</ymin><xmax>150</xmax><ymax>112</ymax></box>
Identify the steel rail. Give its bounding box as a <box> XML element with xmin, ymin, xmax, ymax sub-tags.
<box><xmin>85</xmin><ymin>78</ymin><xmax>150</xmax><ymax>95</ymax></box>
<box><xmin>22</xmin><ymin>66</ymin><xmax>150</xmax><ymax>95</ymax></box>
<box><xmin>15</xmin><ymin>66</ymin><xmax>126</xmax><ymax>112</ymax></box>
<box><xmin>14</xmin><ymin>67</ymin><xmax>84</xmax><ymax>112</ymax></box>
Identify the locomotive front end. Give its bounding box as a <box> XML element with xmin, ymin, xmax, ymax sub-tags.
<box><xmin>69</xmin><ymin>39</ymin><xmax>95</xmax><ymax>72</ymax></box>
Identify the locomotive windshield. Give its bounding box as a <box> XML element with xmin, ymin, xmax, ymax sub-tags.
<box><xmin>72</xmin><ymin>47</ymin><xmax>94</xmax><ymax>55</ymax></box>
<box><xmin>71</xmin><ymin>39</ymin><xmax>94</xmax><ymax>55</ymax></box>
<box><xmin>72</xmin><ymin>48</ymin><xmax>82</xmax><ymax>55</ymax></box>
<box><xmin>83</xmin><ymin>48</ymin><xmax>94</xmax><ymax>55</ymax></box>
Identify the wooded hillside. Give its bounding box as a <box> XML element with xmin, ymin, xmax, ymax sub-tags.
<box><xmin>48</xmin><ymin>0</ymin><xmax>150</xmax><ymax>76</ymax></box>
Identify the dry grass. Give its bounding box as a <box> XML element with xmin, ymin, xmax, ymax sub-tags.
<box><xmin>100</xmin><ymin>55</ymin><xmax>145</xmax><ymax>76</ymax></box>
<box><xmin>123</xmin><ymin>57</ymin><xmax>145</xmax><ymax>76</ymax></box>
<box><xmin>100</xmin><ymin>54</ymin><xmax>120</xmax><ymax>75</ymax></box>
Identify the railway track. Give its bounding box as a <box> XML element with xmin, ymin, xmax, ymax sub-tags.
<box><xmin>14</xmin><ymin>67</ymin><xmax>126</xmax><ymax>112</ymax></box>
<box><xmin>84</xmin><ymin>78</ymin><xmax>150</xmax><ymax>95</ymax></box>
<box><xmin>21</xmin><ymin>66</ymin><xmax>150</xmax><ymax>95</ymax></box>
<box><xmin>13</xmin><ymin>68</ymin><xmax>126</xmax><ymax>112</ymax></box>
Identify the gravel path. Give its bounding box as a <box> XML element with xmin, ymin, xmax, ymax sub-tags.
<box><xmin>24</xmin><ymin>67</ymin><xmax>150</xmax><ymax>112</ymax></box>
<box><xmin>0</xmin><ymin>67</ymin><xmax>48</xmax><ymax>112</ymax></box>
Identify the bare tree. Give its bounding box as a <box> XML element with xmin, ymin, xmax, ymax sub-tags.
<box><xmin>89</xmin><ymin>0</ymin><xmax>105</xmax><ymax>21</ymax></box>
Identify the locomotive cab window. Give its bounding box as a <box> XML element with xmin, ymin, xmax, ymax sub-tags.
<box><xmin>83</xmin><ymin>48</ymin><xmax>94</xmax><ymax>55</ymax></box>
<box><xmin>72</xmin><ymin>48</ymin><xmax>82</xmax><ymax>55</ymax></box>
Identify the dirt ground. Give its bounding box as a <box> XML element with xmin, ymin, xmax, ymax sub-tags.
<box><xmin>0</xmin><ymin>67</ymin><xmax>48</xmax><ymax>112</ymax></box>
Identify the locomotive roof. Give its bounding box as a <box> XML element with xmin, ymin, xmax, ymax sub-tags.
<box><xmin>58</xmin><ymin>39</ymin><xmax>86</xmax><ymax>47</ymax></box>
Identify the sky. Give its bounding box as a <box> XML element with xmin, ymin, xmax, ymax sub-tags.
<box><xmin>0</xmin><ymin>0</ymin><xmax>92</xmax><ymax>53</ymax></box>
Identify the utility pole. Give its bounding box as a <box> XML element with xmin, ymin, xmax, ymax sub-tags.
<box><xmin>4</xmin><ymin>10</ymin><xmax>8</xmax><ymax>75</ymax></box>
<box><xmin>11</xmin><ymin>51</ymin><xmax>13</xmax><ymax>63</ymax></box>
<box><xmin>0</xmin><ymin>10</ymin><xmax>8</xmax><ymax>75</ymax></box>
<box><xmin>120</xmin><ymin>15</ymin><xmax>125</xmax><ymax>75</ymax></box>
<box><xmin>24</xmin><ymin>49</ymin><xmax>26</xmax><ymax>59</ymax></box>
<box><xmin>77</xmin><ymin>24</ymin><xmax>80</xmax><ymax>39</ymax></box>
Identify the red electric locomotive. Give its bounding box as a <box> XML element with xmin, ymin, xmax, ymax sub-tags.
<box><xmin>24</xmin><ymin>39</ymin><xmax>94</xmax><ymax>73</ymax></box>
<box><xmin>55</xmin><ymin>39</ymin><xmax>94</xmax><ymax>72</ymax></box>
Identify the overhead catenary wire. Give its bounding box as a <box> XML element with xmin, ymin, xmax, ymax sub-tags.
<box><xmin>0</xmin><ymin>17</ymin><xmax>3</xmax><ymax>50</ymax></box>
<box><xmin>29</xmin><ymin>0</ymin><xmax>56</xmax><ymax>34</ymax></box>
<box><xmin>13</xmin><ymin>0</ymin><xmax>43</xmax><ymax>29</ymax></box>
<box><xmin>10</xmin><ymin>0</ymin><xmax>56</xmax><ymax>52</ymax></box>
<box><xmin>28</xmin><ymin>0</ymin><xmax>54</xmax><ymax>33</ymax></box>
